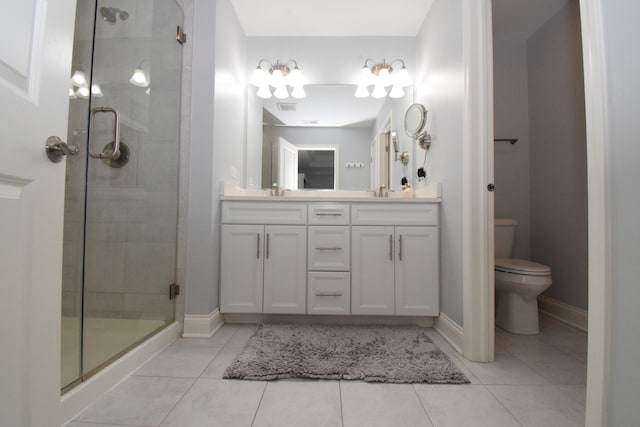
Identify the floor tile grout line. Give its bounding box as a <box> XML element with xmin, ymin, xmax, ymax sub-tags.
<box><xmin>195</xmin><ymin>345</ymin><xmax>225</xmax><ymax>378</ymax></box>
<box><xmin>411</xmin><ymin>384</ymin><xmax>436</xmax><ymax>427</ymax></box>
<box><xmin>249</xmin><ymin>381</ymin><xmax>269</xmax><ymax>427</ymax></box>
<box><xmin>155</xmin><ymin>376</ymin><xmax>198</xmax><ymax>427</ymax></box>
<box><xmin>483</xmin><ymin>384</ymin><xmax>527</xmax><ymax>427</ymax></box>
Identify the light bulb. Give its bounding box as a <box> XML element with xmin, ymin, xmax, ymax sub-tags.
<box><xmin>257</xmin><ymin>83</ymin><xmax>272</xmax><ymax>99</ymax></box>
<box><xmin>71</xmin><ymin>70</ymin><xmax>88</xmax><ymax>88</ymax></box>
<box><xmin>249</xmin><ymin>67</ymin><xmax>265</xmax><ymax>87</ymax></box>
<box><xmin>354</xmin><ymin>84</ymin><xmax>370</xmax><ymax>98</ymax></box>
<box><xmin>76</xmin><ymin>86</ymin><xmax>90</xmax><ymax>98</ymax></box>
<box><xmin>397</xmin><ymin>67</ymin><xmax>411</xmax><ymax>87</ymax></box>
<box><xmin>271</xmin><ymin>68</ymin><xmax>284</xmax><ymax>88</ymax></box>
<box><xmin>378</xmin><ymin>67</ymin><xmax>391</xmax><ymax>87</ymax></box>
<box><xmin>371</xmin><ymin>83</ymin><xmax>387</xmax><ymax>98</ymax></box>
<box><xmin>288</xmin><ymin>67</ymin><xmax>303</xmax><ymax>87</ymax></box>
<box><xmin>291</xmin><ymin>85</ymin><xmax>306</xmax><ymax>99</ymax></box>
<box><xmin>357</xmin><ymin>66</ymin><xmax>373</xmax><ymax>86</ymax></box>
<box><xmin>389</xmin><ymin>84</ymin><xmax>405</xmax><ymax>98</ymax></box>
<box><xmin>129</xmin><ymin>67</ymin><xmax>149</xmax><ymax>87</ymax></box>
<box><xmin>91</xmin><ymin>84</ymin><xmax>103</xmax><ymax>97</ymax></box>
<box><xmin>274</xmin><ymin>85</ymin><xmax>289</xmax><ymax>99</ymax></box>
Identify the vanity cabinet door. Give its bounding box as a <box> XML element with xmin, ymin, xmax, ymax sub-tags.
<box><xmin>395</xmin><ymin>227</ymin><xmax>439</xmax><ymax>316</ymax></box>
<box><xmin>351</xmin><ymin>226</ymin><xmax>395</xmax><ymax>315</ymax></box>
<box><xmin>263</xmin><ymin>225</ymin><xmax>307</xmax><ymax>314</ymax></box>
<box><xmin>220</xmin><ymin>225</ymin><xmax>264</xmax><ymax>313</ymax></box>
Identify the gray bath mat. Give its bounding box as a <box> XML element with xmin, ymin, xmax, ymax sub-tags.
<box><xmin>223</xmin><ymin>324</ymin><xmax>470</xmax><ymax>384</ymax></box>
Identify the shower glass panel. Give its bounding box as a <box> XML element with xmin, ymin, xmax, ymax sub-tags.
<box><xmin>61</xmin><ymin>0</ymin><xmax>183</xmax><ymax>391</ymax></box>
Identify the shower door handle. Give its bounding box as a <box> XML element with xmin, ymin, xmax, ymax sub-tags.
<box><xmin>89</xmin><ymin>107</ymin><xmax>121</xmax><ymax>160</ymax></box>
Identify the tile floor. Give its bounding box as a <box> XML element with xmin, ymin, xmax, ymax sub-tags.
<box><xmin>67</xmin><ymin>314</ymin><xmax>587</xmax><ymax>427</ymax></box>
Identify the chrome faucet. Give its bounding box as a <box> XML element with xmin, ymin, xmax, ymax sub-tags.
<box><xmin>271</xmin><ymin>183</ymin><xmax>280</xmax><ymax>197</ymax></box>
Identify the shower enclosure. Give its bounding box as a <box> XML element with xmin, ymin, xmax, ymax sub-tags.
<box><xmin>61</xmin><ymin>0</ymin><xmax>184</xmax><ymax>391</ymax></box>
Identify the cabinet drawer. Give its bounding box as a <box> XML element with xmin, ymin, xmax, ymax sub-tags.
<box><xmin>308</xmin><ymin>226</ymin><xmax>350</xmax><ymax>271</ymax></box>
<box><xmin>307</xmin><ymin>272</ymin><xmax>350</xmax><ymax>315</ymax></box>
<box><xmin>308</xmin><ymin>203</ymin><xmax>350</xmax><ymax>225</ymax></box>
<box><xmin>222</xmin><ymin>201</ymin><xmax>307</xmax><ymax>224</ymax></box>
<box><xmin>351</xmin><ymin>203</ymin><xmax>438</xmax><ymax>226</ymax></box>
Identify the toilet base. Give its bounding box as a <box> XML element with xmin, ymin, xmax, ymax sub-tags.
<box><xmin>496</xmin><ymin>291</ymin><xmax>541</xmax><ymax>335</ymax></box>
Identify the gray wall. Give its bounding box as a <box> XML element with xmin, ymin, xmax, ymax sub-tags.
<box><xmin>527</xmin><ymin>1</ymin><xmax>588</xmax><ymax>310</ymax></box>
<box><xmin>602</xmin><ymin>2</ymin><xmax>640</xmax><ymax>424</ymax></box>
<box><xmin>415</xmin><ymin>0</ymin><xmax>464</xmax><ymax>326</ymax></box>
<box><xmin>267</xmin><ymin>126</ymin><xmax>372</xmax><ymax>190</ymax></box>
<box><xmin>186</xmin><ymin>0</ymin><xmax>246</xmax><ymax>316</ymax></box>
<box><xmin>492</xmin><ymin>38</ymin><xmax>531</xmax><ymax>260</ymax></box>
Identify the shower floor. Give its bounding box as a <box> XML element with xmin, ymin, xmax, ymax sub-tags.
<box><xmin>61</xmin><ymin>316</ymin><xmax>166</xmax><ymax>389</ymax></box>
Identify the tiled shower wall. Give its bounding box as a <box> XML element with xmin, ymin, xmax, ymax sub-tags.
<box><xmin>62</xmin><ymin>0</ymin><xmax>192</xmax><ymax>324</ymax></box>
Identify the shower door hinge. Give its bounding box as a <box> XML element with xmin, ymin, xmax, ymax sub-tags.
<box><xmin>169</xmin><ymin>283</ymin><xmax>180</xmax><ymax>300</ymax></box>
<box><xmin>176</xmin><ymin>26</ymin><xmax>187</xmax><ymax>44</ymax></box>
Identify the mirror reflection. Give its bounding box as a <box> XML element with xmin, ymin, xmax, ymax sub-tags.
<box><xmin>251</xmin><ymin>84</ymin><xmax>415</xmax><ymax>192</ymax></box>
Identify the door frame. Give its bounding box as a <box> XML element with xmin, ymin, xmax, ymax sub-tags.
<box><xmin>463</xmin><ymin>0</ymin><xmax>609</xmax><ymax>424</ymax></box>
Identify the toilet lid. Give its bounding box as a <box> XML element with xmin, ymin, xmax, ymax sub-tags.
<box><xmin>495</xmin><ymin>258</ymin><xmax>551</xmax><ymax>276</ymax></box>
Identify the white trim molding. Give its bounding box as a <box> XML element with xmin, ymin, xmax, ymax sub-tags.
<box><xmin>434</xmin><ymin>313</ymin><xmax>464</xmax><ymax>355</ymax></box>
<box><xmin>579</xmin><ymin>0</ymin><xmax>611</xmax><ymax>425</ymax></box>
<box><xmin>183</xmin><ymin>308</ymin><xmax>224</xmax><ymax>338</ymax></box>
<box><xmin>461</xmin><ymin>0</ymin><xmax>495</xmax><ymax>362</ymax></box>
<box><xmin>61</xmin><ymin>321</ymin><xmax>180</xmax><ymax>423</ymax></box>
<box><xmin>538</xmin><ymin>296</ymin><xmax>588</xmax><ymax>332</ymax></box>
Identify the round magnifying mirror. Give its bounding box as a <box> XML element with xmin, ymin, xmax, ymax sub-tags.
<box><xmin>404</xmin><ymin>103</ymin><xmax>427</xmax><ymax>138</ymax></box>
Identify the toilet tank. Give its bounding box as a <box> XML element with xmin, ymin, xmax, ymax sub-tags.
<box><xmin>495</xmin><ymin>218</ymin><xmax>518</xmax><ymax>258</ymax></box>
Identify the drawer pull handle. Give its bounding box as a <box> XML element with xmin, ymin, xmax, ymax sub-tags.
<box><xmin>316</xmin><ymin>292</ymin><xmax>342</xmax><ymax>297</ymax></box>
<box><xmin>389</xmin><ymin>234</ymin><xmax>393</xmax><ymax>260</ymax></box>
<box><xmin>256</xmin><ymin>233</ymin><xmax>260</xmax><ymax>259</ymax></box>
<box><xmin>315</xmin><ymin>247</ymin><xmax>342</xmax><ymax>251</ymax></box>
<box><xmin>315</xmin><ymin>212</ymin><xmax>342</xmax><ymax>216</ymax></box>
<box><xmin>266</xmin><ymin>234</ymin><xmax>270</xmax><ymax>259</ymax></box>
<box><xmin>399</xmin><ymin>235</ymin><xmax>403</xmax><ymax>261</ymax></box>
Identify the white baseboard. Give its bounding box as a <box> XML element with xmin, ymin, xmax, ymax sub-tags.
<box><xmin>183</xmin><ymin>309</ymin><xmax>224</xmax><ymax>338</ymax></box>
<box><xmin>434</xmin><ymin>313</ymin><xmax>464</xmax><ymax>355</ymax></box>
<box><xmin>61</xmin><ymin>321</ymin><xmax>180</xmax><ymax>424</ymax></box>
<box><xmin>538</xmin><ymin>295</ymin><xmax>588</xmax><ymax>332</ymax></box>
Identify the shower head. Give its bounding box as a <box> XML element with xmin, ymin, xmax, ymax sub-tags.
<box><xmin>99</xmin><ymin>7</ymin><xmax>129</xmax><ymax>23</ymax></box>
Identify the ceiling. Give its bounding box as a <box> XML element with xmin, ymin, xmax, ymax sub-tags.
<box><xmin>492</xmin><ymin>0</ymin><xmax>570</xmax><ymax>41</ymax></box>
<box><xmin>230</xmin><ymin>0</ymin><xmax>434</xmax><ymax>37</ymax></box>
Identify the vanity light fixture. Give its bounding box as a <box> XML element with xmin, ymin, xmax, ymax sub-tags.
<box><xmin>129</xmin><ymin>62</ymin><xmax>150</xmax><ymax>87</ymax></box>
<box><xmin>355</xmin><ymin>58</ymin><xmax>411</xmax><ymax>99</ymax></box>
<box><xmin>249</xmin><ymin>59</ymin><xmax>306</xmax><ymax>99</ymax></box>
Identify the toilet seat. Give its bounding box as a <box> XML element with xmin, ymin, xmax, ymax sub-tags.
<box><xmin>495</xmin><ymin>258</ymin><xmax>551</xmax><ymax>276</ymax></box>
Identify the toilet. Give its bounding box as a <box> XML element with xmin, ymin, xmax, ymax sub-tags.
<box><xmin>495</xmin><ymin>219</ymin><xmax>552</xmax><ymax>335</ymax></box>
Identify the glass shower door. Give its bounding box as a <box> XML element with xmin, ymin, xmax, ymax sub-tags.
<box><xmin>61</xmin><ymin>0</ymin><xmax>183</xmax><ymax>390</ymax></box>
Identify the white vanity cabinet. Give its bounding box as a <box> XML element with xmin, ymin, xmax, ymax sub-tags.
<box><xmin>220</xmin><ymin>202</ymin><xmax>307</xmax><ymax>314</ymax></box>
<box><xmin>220</xmin><ymin>199</ymin><xmax>439</xmax><ymax>318</ymax></box>
<box><xmin>351</xmin><ymin>203</ymin><xmax>439</xmax><ymax>316</ymax></box>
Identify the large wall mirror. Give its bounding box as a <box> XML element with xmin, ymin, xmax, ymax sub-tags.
<box><xmin>249</xmin><ymin>84</ymin><xmax>415</xmax><ymax>192</ymax></box>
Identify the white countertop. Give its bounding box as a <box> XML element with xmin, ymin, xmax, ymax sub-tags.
<box><xmin>220</xmin><ymin>183</ymin><xmax>442</xmax><ymax>203</ymax></box>
<box><xmin>220</xmin><ymin>195</ymin><xmax>441</xmax><ymax>203</ymax></box>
